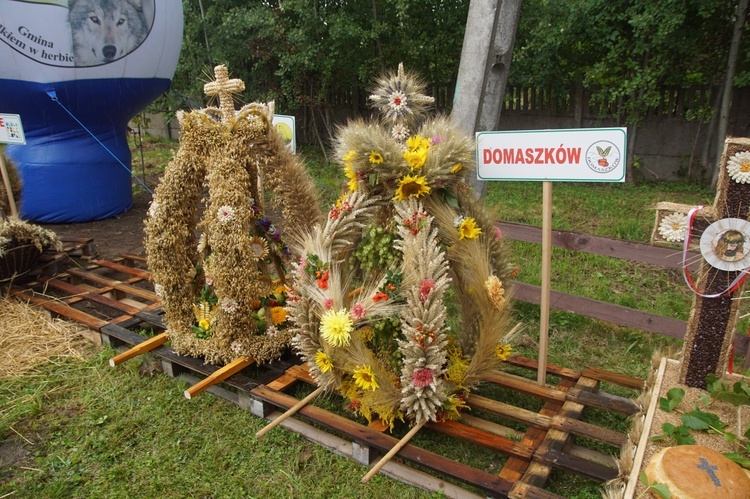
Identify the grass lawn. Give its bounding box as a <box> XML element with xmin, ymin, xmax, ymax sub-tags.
<box><xmin>2</xmin><ymin>136</ymin><xmax>746</xmax><ymax>498</ymax></box>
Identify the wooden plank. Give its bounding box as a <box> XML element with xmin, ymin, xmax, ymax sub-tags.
<box><xmin>93</xmin><ymin>259</ymin><xmax>152</xmax><ymax>279</ymax></box>
<box><xmin>496</xmin><ymin>221</ymin><xmax>701</xmax><ymax>271</ymax></box>
<box><xmin>511</xmin><ymin>281</ymin><xmax>686</xmax><ymax>339</ymax></box>
<box><xmin>38</xmin><ymin>276</ymin><xmax>143</xmax><ymax>316</ymax></box>
<box><xmin>521</xmin><ymin>377</ymin><xmax>599</xmax><ymax>488</ymax></box>
<box><xmin>468</xmin><ymin>394</ymin><xmax>552</xmax><ymax>430</ymax></box>
<box><xmin>509</xmin><ymin>481</ymin><xmax>566</xmax><ymax>499</ymax></box>
<box><xmin>564</xmin><ymin>387</ymin><xmax>640</xmax><ymax>415</ymax></box>
<box><xmin>11</xmin><ymin>288</ymin><xmax>109</xmax><ymax>330</ymax></box>
<box><xmin>624</xmin><ymin>357</ymin><xmax>669</xmax><ymax>498</ymax></box>
<box><xmin>534</xmin><ymin>448</ymin><xmax>618</xmax><ymax>482</ymax></box>
<box><xmin>66</xmin><ymin>268</ymin><xmax>158</xmax><ymax>301</ymax></box>
<box><xmin>483</xmin><ymin>370</ymin><xmax>637</xmax><ymax>415</ymax></box>
<box><xmin>499</xmin><ymin>378</ymin><xmax>575</xmax><ymax>483</ymax></box>
<box><xmin>109</xmin><ymin>332</ymin><xmax>169</xmax><ymax>366</ymax></box>
<box><xmin>285</xmin><ymin>364</ymin><xmax>316</xmax><ymax>383</ymax></box>
<box><xmin>266</xmin><ymin>373</ymin><xmax>300</xmax><ymax>392</ymax></box>
<box><xmin>505</xmin><ymin>356</ymin><xmax>581</xmax><ymax>381</ymax></box>
<box><xmin>424</xmin><ymin>420</ymin><xmax>534</xmax><ymax>460</ymax></box>
<box><xmin>250</xmin><ymin>385</ymin><xmax>513</xmax><ymax>497</ymax></box>
<box><xmin>580</xmin><ymin>367</ymin><xmax>644</xmax><ymax>391</ymax></box>
<box><xmin>548</xmin><ymin>415</ymin><xmax>626</xmax><ymax>448</ymax></box>
<box><xmin>100</xmin><ymin>323</ymin><xmax>259</xmax><ymax>392</ymax></box>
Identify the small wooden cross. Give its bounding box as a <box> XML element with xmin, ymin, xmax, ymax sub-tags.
<box><xmin>653</xmin><ymin>137</ymin><xmax>750</xmax><ymax>388</ymax></box>
<box><xmin>203</xmin><ymin>65</ymin><xmax>245</xmax><ymax>122</ymax></box>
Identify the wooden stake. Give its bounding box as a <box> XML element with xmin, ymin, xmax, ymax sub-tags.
<box><xmin>184</xmin><ymin>356</ymin><xmax>253</xmax><ymax>399</ymax></box>
<box><xmin>0</xmin><ymin>153</ymin><xmax>18</xmax><ymax>217</ymax></box>
<box><xmin>109</xmin><ymin>332</ymin><xmax>168</xmax><ymax>367</ymax></box>
<box><xmin>256</xmin><ymin>385</ymin><xmax>325</xmax><ymax>437</ymax></box>
<box><xmin>361</xmin><ymin>419</ymin><xmax>426</xmax><ymax>484</ymax></box>
<box><xmin>537</xmin><ymin>181</ymin><xmax>552</xmax><ymax>386</ymax></box>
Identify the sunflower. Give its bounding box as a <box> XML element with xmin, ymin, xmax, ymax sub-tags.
<box><xmin>458</xmin><ymin>217</ymin><xmax>482</xmax><ymax>240</ymax></box>
<box><xmin>352</xmin><ymin>365</ymin><xmax>379</xmax><ymax>391</ymax></box>
<box><xmin>394</xmin><ymin>174</ymin><xmax>431</xmax><ymax>201</ymax></box>
<box><xmin>320</xmin><ymin>308</ymin><xmax>354</xmax><ymax>347</ymax></box>
<box><xmin>315</xmin><ymin>351</ymin><xmax>333</xmax><ymax>373</ymax></box>
<box><xmin>369</xmin><ymin>151</ymin><xmax>384</xmax><ymax>164</ymax></box>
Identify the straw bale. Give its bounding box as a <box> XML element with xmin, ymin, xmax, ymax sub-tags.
<box><xmin>0</xmin><ymin>298</ymin><xmax>90</xmax><ymax>377</ymax></box>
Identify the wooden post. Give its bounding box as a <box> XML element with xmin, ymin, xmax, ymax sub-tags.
<box><xmin>184</xmin><ymin>356</ymin><xmax>253</xmax><ymax>399</ymax></box>
<box><xmin>109</xmin><ymin>332</ymin><xmax>168</xmax><ymax>367</ymax></box>
<box><xmin>256</xmin><ymin>385</ymin><xmax>325</xmax><ymax>437</ymax></box>
<box><xmin>538</xmin><ymin>181</ymin><xmax>552</xmax><ymax>385</ymax></box>
<box><xmin>361</xmin><ymin>419</ymin><xmax>427</xmax><ymax>483</ymax></box>
<box><xmin>0</xmin><ymin>153</ymin><xmax>18</xmax><ymax>217</ymax></box>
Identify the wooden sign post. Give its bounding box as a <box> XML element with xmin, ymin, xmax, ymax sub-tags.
<box><xmin>477</xmin><ymin>128</ymin><xmax>627</xmax><ymax>384</ymax></box>
<box><xmin>653</xmin><ymin>137</ymin><xmax>750</xmax><ymax>388</ymax></box>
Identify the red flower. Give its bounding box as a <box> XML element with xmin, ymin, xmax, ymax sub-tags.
<box><xmin>317</xmin><ymin>269</ymin><xmax>330</xmax><ymax>290</ymax></box>
<box><xmin>372</xmin><ymin>292</ymin><xmax>388</xmax><ymax>302</ymax></box>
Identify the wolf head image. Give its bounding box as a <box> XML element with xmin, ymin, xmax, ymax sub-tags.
<box><xmin>68</xmin><ymin>0</ymin><xmax>149</xmax><ymax>67</ymax></box>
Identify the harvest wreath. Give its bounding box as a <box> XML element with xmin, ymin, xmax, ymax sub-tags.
<box><xmin>286</xmin><ymin>65</ymin><xmax>518</xmax><ymax>429</ymax></box>
<box><xmin>144</xmin><ymin>66</ymin><xmax>322</xmax><ymax>365</ymax></box>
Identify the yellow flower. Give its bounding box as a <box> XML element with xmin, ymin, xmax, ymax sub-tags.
<box><xmin>394</xmin><ymin>174</ymin><xmax>431</xmax><ymax>201</ymax></box>
<box><xmin>445</xmin><ymin>348</ymin><xmax>468</xmax><ymax>389</ymax></box>
<box><xmin>343</xmin><ymin>150</ymin><xmax>357</xmax><ymax>162</ymax></box>
<box><xmin>320</xmin><ymin>308</ymin><xmax>353</xmax><ymax>347</ymax></box>
<box><xmin>495</xmin><ymin>343</ymin><xmax>513</xmax><ymax>361</ymax></box>
<box><xmin>346</xmin><ymin>170</ymin><xmax>358</xmax><ymax>192</ymax></box>
<box><xmin>406</xmin><ymin>135</ymin><xmax>430</xmax><ymax>151</ymax></box>
<box><xmin>484</xmin><ymin>275</ymin><xmax>506</xmax><ymax>309</ymax></box>
<box><xmin>270</xmin><ymin>306</ymin><xmax>287</xmax><ymax>325</ymax></box>
<box><xmin>450</xmin><ymin>162</ymin><xmax>463</xmax><ymax>174</ymax></box>
<box><xmin>315</xmin><ymin>351</ymin><xmax>333</xmax><ymax>373</ymax></box>
<box><xmin>369</xmin><ymin>151</ymin><xmax>384</xmax><ymax>164</ymax></box>
<box><xmin>458</xmin><ymin>217</ymin><xmax>482</xmax><ymax>240</ymax></box>
<box><xmin>403</xmin><ymin>148</ymin><xmax>428</xmax><ymax>170</ymax></box>
<box><xmin>352</xmin><ymin>365</ymin><xmax>378</xmax><ymax>391</ymax></box>
<box><xmin>198</xmin><ymin>318</ymin><xmax>211</xmax><ymax>331</ymax></box>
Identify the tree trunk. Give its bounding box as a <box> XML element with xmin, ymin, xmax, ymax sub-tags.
<box><xmin>711</xmin><ymin>0</ymin><xmax>749</xmax><ymax>189</ymax></box>
<box><xmin>452</xmin><ymin>0</ymin><xmax>523</xmax><ymax>198</ymax></box>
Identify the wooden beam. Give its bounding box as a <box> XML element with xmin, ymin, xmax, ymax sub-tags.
<box><xmin>184</xmin><ymin>356</ymin><xmax>254</xmax><ymax>399</ymax></box>
<box><xmin>109</xmin><ymin>332</ymin><xmax>169</xmax><ymax>367</ymax></box>
<box><xmin>497</xmin><ymin>221</ymin><xmax>701</xmax><ymax>271</ymax></box>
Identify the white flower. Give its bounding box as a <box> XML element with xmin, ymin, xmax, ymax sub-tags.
<box><xmin>220</xmin><ymin>297</ymin><xmax>238</xmax><ymax>314</ymax></box>
<box><xmin>266</xmin><ymin>325</ymin><xmax>279</xmax><ymax>337</ymax></box>
<box><xmin>391</xmin><ymin>123</ymin><xmax>409</xmax><ymax>142</ymax></box>
<box><xmin>154</xmin><ymin>283</ymin><xmax>164</xmax><ymax>297</ymax></box>
<box><xmin>658</xmin><ymin>212</ymin><xmax>688</xmax><ymax>242</ymax></box>
<box><xmin>230</xmin><ymin>341</ymin><xmax>242</xmax><ymax>353</ymax></box>
<box><xmin>217</xmin><ymin>205</ymin><xmax>235</xmax><ymax>223</ymax></box>
<box><xmin>197</xmin><ymin>233</ymin><xmax>207</xmax><ymax>252</ymax></box>
<box><xmin>727</xmin><ymin>151</ymin><xmax>750</xmax><ymax>183</ymax></box>
<box><xmin>388</xmin><ymin>90</ymin><xmax>407</xmax><ymax>112</ymax></box>
<box><xmin>453</xmin><ymin>216</ymin><xmax>465</xmax><ymax>228</ymax></box>
<box><xmin>148</xmin><ymin>201</ymin><xmax>160</xmax><ymax>218</ymax></box>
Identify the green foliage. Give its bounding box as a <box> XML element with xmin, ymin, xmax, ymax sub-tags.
<box><xmin>639</xmin><ymin>471</ymin><xmax>672</xmax><ymax>498</ymax></box>
<box><xmin>659</xmin><ymin>387</ymin><xmax>685</xmax><ymax>413</ymax></box>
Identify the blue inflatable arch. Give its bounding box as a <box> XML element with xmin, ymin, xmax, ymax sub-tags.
<box><xmin>0</xmin><ymin>0</ymin><xmax>183</xmax><ymax>222</ymax></box>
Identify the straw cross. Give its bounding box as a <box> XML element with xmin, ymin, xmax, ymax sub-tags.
<box><xmin>204</xmin><ymin>65</ymin><xmax>245</xmax><ymax>122</ymax></box>
<box><xmin>653</xmin><ymin>137</ymin><xmax>750</xmax><ymax>387</ymax></box>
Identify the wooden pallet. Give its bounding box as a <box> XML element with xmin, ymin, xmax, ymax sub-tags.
<box><xmin>5</xmin><ymin>255</ymin><xmax>643</xmax><ymax>498</ymax></box>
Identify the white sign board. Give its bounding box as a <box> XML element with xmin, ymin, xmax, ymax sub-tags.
<box><xmin>0</xmin><ymin>114</ymin><xmax>26</xmax><ymax>145</ymax></box>
<box><xmin>476</xmin><ymin>127</ymin><xmax>627</xmax><ymax>182</ymax></box>
<box><xmin>272</xmin><ymin>114</ymin><xmax>296</xmax><ymax>154</ymax></box>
